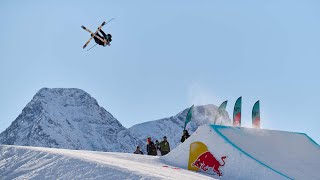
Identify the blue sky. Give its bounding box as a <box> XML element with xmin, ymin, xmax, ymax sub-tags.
<box><xmin>0</xmin><ymin>0</ymin><xmax>319</xmax><ymax>143</ymax></box>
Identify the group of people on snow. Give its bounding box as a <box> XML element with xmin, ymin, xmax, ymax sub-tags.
<box><xmin>146</xmin><ymin>136</ymin><xmax>170</xmax><ymax>156</ymax></box>
<box><xmin>133</xmin><ymin>130</ymin><xmax>190</xmax><ymax>156</ymax></box>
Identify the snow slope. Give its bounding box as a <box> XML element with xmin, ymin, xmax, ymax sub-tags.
<box><xmin>0</xmin><ymin>88</ymin><xmax>143</xmax><ymax>153</ymax></box>
<box><xmin>162</xmin><ymin>125</ymin><xmax>320</xmax><ymax>180</ymax></box>
<box><xmin>1</xmin><ymin>126</ymin><xmax>318</xmax><ymax>179</ymax></box>
<box><xmin>0</xmin><ymin>145</ymin><xmax>216</xmax><ymax>180</ymax></box>
<box><xmin>129</xmin><ymin>105</ymin><xmax>231</xmax><ymax>149</ymax></box>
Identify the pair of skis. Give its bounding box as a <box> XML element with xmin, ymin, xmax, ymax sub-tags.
<box><xmin>81</xmin><ymin>18</ymin><xmax>114</xmax><ymax>49</ymax></box>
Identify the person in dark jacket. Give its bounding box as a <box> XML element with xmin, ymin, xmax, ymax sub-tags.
<box><xmin>133</xmin><ymin>146</ymin><xmax>143</xmax><ymax>155</ymax></box>
<box><xmin>159</xmin><ymin>136</ymin><xmax>170</xmax><ymax>156</ymax></box>
<box><xmin>155</xmin><ymin>140</ymin><xmax>161</xmax><ymax>155</ymax></box>
<box><xmin>181</xmin><ymin>130</ymin><xmax>190</xmax><ymax>143</ymax></box>
<box><xmin>147</xmin><ymin>137</ymin><xmax>157</xmax><ymax>156</ymax></box>
<box><xmin>93</xmin><ymin>29</ymin><xmax>112</xmax><ymax>46</ymax></box>
<box><xmin>155</xmin><ymin>140</ymin><xmax>160</xmax><ymax>150</ymax></box>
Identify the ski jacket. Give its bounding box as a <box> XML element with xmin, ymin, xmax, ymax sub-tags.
<box><xmin>94</xmin><ymin>33</ymin><xmax>106</xmax><ymax>46</ymax></box>
<box><xmin>155</xmin><ymin>141</ymin><xmax>160</xmax><ymax>150</ymax></box>
<box><xmin>133</xmin><ymin>149</ymin><xmax>143</xmax><ymax>155</ymax></box>
<box><xmin>147</xmin><ymin>142</ymin><xmax>157</xmax><ymax>156</ymax></box>
<box><xmin>159</xmin><ymin>141</ymin><xmax>170</xmax><ymax>152</ymax></box>
<box><xmin>94</xmin><ymin>29</ymin><xmax>112</xmax><ymax>46</ymax></box>
<box><xmin>181</xmin><ymin>134</ymin><xmax>190</xmax><ymax>143</ymax></box>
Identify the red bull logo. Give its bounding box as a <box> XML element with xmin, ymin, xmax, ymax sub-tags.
<box><xmin>188</xmin><ymin>142</ymin><xmax>227</xmax><ymax>177</ymax></box>
<box><xmin>191</xmin><ymin>151</ymin><xmax>226</xmax><ymax>176</ymax></box>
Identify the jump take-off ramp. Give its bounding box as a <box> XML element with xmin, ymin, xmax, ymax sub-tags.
<box><xmin>162</xmin><ymin>125</ymin><xmax>320</xmax><ymax>179</ymax></box>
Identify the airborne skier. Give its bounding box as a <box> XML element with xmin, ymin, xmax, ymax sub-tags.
<box><xmin>93</xmin><ymin>29</ymin><xmax>112</xmax><ymax>47</ymax></box>
<box><xmin>81</xmin><ymin>18</ymin><xmax>114</xmax><ymax>49</ymax></box>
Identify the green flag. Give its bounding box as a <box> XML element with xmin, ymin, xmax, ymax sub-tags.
<box><xmin>184</xmin><ymin>105</ymin><xmax>194</xmax><ymax>130</ymax></box>
<box><xmin>218</xmin><ymin>100</ymin><xmax>228</xmax><ymax>112</ymax></box>
<box><xmin>214</xmin><ymin>100</ymin><xmax>228</xmax><ymax>124</ymax></box>
<box><xmin>233</xmin><ymin>97</ymin><xmax>242</xmax><ymax>126</ymax></box>
<box><xmin>252</xmin><ymin>101</ymin><xmax>260</xmax><ymax>128</ymax></box>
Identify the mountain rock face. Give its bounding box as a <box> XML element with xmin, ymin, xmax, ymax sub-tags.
<box><xmin>0</xmin><ymin>88</ymin><xmax>142</xmax><ymax>153</ymax></box>
<box><xmin>0</xmin><ymin>88</ymin><xmax>231</xmax><ymax>153</ymax></box>
<box><xmin>129</xmin><ymin>104</ymin><xmax>231</xmax><ymax>149</ymax></box>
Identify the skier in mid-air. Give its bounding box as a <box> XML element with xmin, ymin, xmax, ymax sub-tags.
<box><xmin>81</xmin><ymin>19</ymin><xmax>115</xmax><ymax>49</ymax></box>
<box><xmin>93</xmin><ymin>29</ymin><xmax>112</xmax><ymax>46</ymax></box>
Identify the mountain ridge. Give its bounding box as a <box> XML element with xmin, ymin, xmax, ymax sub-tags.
<box><xmin>0</xmin><ymin>88</ymin><xmax>231</xmax><ymax>153</ymax></box>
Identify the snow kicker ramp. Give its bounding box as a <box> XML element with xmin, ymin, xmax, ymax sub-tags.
<box><xmin>162</xmin><ymin>125</ymin><xmax>320</xmax><ymax>180</ymax></box>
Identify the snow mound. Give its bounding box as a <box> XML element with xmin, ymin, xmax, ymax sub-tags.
<box><xmin>162</xmin><ymin>125</ymin><xmax>320</xmax><ymax>179</ymax></box>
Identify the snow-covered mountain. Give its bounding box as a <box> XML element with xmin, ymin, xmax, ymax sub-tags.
<box><xmin>0</xmin><ymin>88</ymin><xmax>231</xmax><ymax>153</ymax></box>
<box><xmin>129</xmin><ymin>104</ymin><xmax>231</xmax><ymax>149</ymax></box>
<box><xmin>0</xmin><ymin>88</ymin><xmax>142</xmax><ymax>153</ymax></box>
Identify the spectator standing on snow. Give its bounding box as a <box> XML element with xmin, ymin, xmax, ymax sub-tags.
<box><xmin>159</xmin><ymin>136</ymin><xmax>170</xmax><ymax>156</ymax></box>
<box><xmin>133</xmin><ymin>146</ymin><xmax>143</xmax><ymax>155</ymax></box>
<box><xmin>155</xmin><ymin>140</ymin><xmax>160</xmax><ymax>150</ymax></box>
<box><xmin>181</xmin><ymin>130</ymin><xmax>190</xmax><ymax>143</ymax></box>
<box><xmin>155</xmin><ymin>140</ymin><xmax>161</xmax><ymax>155</ymax></box>
<box><xmin>147</xmin><ymin>137</ymin><xmax>157</xmax><ymax>156</ymax></box>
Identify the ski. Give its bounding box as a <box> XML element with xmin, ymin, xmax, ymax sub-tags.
<box><xmin>82</xmin><ymin>21</ymin><xmax>106</xmax><ymax>49</ymax></box>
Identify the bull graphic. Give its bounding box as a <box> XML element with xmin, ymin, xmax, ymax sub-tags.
<box><xmin>192</xmin><ymin>151</ymin><xmax>227</xmax><ymax>176</ymax></box>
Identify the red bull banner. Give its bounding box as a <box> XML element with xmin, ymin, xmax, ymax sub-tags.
<box><xmin>252</xmin><ymin>100</ymin><xmax>260</xmax><ymax>128</ymax></box>
<box><xmin>188</xmin><ymin>142</ymin><xmax>227</xmax><ymax>177</ymax></box>
<box><xmin>233</xmin><ymin>97</ymin><xmax>242</xmax><ymax>126</ymax></box>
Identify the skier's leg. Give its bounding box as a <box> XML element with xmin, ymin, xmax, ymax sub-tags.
<box><xmin>94</xmin><ymin>33</ymin><xmax>104</xmax><ymax>45</ymax></box>
<box><xmin>99</xmin><ymin>29</ymin><xmax>107</xmax><ymax>37</ymax></box>
<box><xmin>99</xmin><ymin>30</ymin><xmax>110</xmax><ymax>45</ymax></box>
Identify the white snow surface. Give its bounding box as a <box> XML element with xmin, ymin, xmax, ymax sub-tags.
<box><xmin>1</xmin><ymin>125</ymin><xmax>319</xmax><ymax>179</ymax></box>
<box><xmin>129</xmin><ymin>104</ymin><xmax>231</xmax><ymax>149</ymax></box>
<box><xmin>0</xmin><ymin>88</ymin><xmax>143</xmax><ymax>153</ymax></box>
<box><xmin>0</xmin><ymin>145</ymin><xmax>216</xmax><ymax>180</ymax></box>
